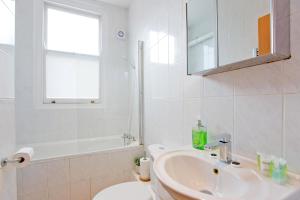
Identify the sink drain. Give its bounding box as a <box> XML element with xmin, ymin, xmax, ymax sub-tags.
<box><xmin>199</xmin><ymin>189</ymin><xmax>213</xmax><ymax>196</ymax></box>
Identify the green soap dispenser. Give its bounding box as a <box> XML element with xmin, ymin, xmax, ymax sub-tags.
<box><xmin>192</xmin><ymin>120</ymin><xmax>207</xmax><ymax>150</ymax></box>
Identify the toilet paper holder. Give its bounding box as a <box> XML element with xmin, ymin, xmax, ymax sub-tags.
<box><xmin>0</xmin><ymin>157</ymin><xmax>24</xmax><ymax>168</ymax></box>
<box><xmin>1</xmin><ymin>147</ymin><xmax>34</xmax><ymax>169</ymax></box>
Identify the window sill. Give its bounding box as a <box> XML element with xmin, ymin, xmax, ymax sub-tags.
<box><xmin>35</xmin><ymin>101</ymin><xmax>105</xmax><ymax>110</ymax></box>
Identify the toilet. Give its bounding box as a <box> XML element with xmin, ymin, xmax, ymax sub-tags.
<box><xmin>92</xmin><ymin>144</ymin><xmax>167</xmax><ymax>200</ymax></box>
<box><xmin>93</xmin><ymin>181</ymin><xmax>152</xmax><ymax>200</ymax></box>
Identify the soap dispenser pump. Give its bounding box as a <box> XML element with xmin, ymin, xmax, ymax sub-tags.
<box><xmin>192</xmin><ymin>119</ymin><xmax>207</xmax><ymax>150</ymax></box>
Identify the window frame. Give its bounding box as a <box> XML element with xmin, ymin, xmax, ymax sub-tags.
<box><xmin>43</xmin><ymin>3</ymin><xmax>102</xmax><ymax>105</ymax></box>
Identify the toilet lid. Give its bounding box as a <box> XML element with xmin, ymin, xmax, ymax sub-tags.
<box><xmin>93</xmin><ymin>182</ymin><xmax>152</xmax><ymax>200</ymax></box>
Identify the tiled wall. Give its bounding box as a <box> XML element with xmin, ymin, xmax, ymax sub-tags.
<box><xmin>129</xmin><ymin>0</ymin><xmax>202</xmax><ymax>147</ymax></box>
<box><xmin>17</xmin><ymin>146</ymin><xmax>143</xmax><ymax>200</ymax></box>
<box><xmin>129</xmin><ymin>0</ymin><xmax>300</xmax><ymax>173</ymax></box>
<box><xmin>0</xmin><ymin>100</ymin><xmax>16</xmax><ymax>200</ymax></box>
<box><xmin>15</xmin><ymin>0</ymin><xmax>131</xmax><ymax>145</ymax></box>
<box><xmin>0</xmin><ymin>3</ymin><xmax>16</xmax><ymax>199</ymax></box>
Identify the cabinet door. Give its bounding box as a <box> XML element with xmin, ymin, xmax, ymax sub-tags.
<box><xmin>187</xmin><ymin>0</ymin><xmax>218</xmax><ymax>74</ymax></box>
<box><xmin>218</xmin><ymin>0</ymin><xmax>270</xmax><ymax>66</ymax></box>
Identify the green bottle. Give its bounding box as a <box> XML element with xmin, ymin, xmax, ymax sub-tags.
<box><xmin>192</xmin><ymin>120</ymin><xmax>207</xmax><ymax>150</ymax></box>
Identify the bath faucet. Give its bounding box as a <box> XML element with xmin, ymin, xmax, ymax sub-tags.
<box><xmin>122</xmin><ymin>133</ymin><xmax>136</xmax><ymax>146</ymax></box>
<box><xmin>204</xmin><ymin>134</ymin><xmax>232</xmax><ymax>164</ymax></box>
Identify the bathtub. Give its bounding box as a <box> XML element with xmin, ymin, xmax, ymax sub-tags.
<box><xmin>17</xmin><ymin>136</ymin><xmax>143</xmax><ymax>200</ymax></box>
<box><xmin>17</xmin><ymin>135</ymin><xmax>140</xmax><ymax>161</ymax></box>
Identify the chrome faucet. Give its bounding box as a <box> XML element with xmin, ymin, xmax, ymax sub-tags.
<box><xmin>122</xmin><ymin>133</ymin><xmax>136</xmax><ymax>146</ymax></box>
<box><xmin>205</xmin><ymin>134</ymin><xmax>232</xmax><ymax>164</ymax></box>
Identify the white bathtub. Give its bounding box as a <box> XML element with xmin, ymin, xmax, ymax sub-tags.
<box><xmin>17</xmin><ymin>135</ymin><xmax>139</xmax><ymax>161</ymax></box>
<box><xmin>17</xmin><ymin>136</ymin><xmax>143</xmax><ymax>200</ymax></box>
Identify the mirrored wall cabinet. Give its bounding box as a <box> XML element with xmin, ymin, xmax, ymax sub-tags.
<box><xmin>187</xmin><ymin>0</ymin><xmax>290</xmax><ymax>76</ymax></box>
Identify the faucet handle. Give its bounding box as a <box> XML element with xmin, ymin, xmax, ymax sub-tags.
<box><xmin>204</xmin><ymin>141</ymin><xmax>220</xmax><ymax>150</ymax></box>
<box><xmin>218</xmin><ymin>133</ymin><xmax>231</xmax><ymax>143</ymax></box>
<box><xmin>209</xmin><ymin>133</ymin><xmax>231</xmax><ymax>143</ymax></box>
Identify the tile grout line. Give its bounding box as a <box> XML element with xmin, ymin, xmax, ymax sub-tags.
<box><xmin>282</xmin><ymin>93</ymin><xmax>286</xmax><ymax>160</ymax></box>
<box><xmin>281</xmin><ymin>63</ymin><xmax>286</xmax><ymax>160</ymax></box>
<box><xmin>68</xmin><ymin>158</ymin><xmax>71</xmax><ymax>200</ymax></box>
<box><xmin>233</xmin><ymin>72</ymin><xmax>237</xmax><ymax>154</ymax></box>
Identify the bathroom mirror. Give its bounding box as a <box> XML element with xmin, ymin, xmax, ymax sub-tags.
<box><xmin>187</xmin><ymin>0</ymin><xmax>218</xmax><ymax>74</ymax></box>
<box><xmin>187</xmin><ymin>0</ymin><xmax>290</xmax><ymax>75</ymax></box>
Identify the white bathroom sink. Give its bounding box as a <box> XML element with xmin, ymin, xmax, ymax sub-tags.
<box><xmin>153</xmin><ymin>150</ymin><xmax>300</xmax><ymax>200</ymax></box>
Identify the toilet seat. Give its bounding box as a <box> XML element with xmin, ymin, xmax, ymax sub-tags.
<box><xmin>93</xmin><ymin>181</ymin><xmax>152</xmax><ymax>200</ymax></box>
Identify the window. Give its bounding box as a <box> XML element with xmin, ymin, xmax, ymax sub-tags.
<box><xmin>44</xmin><ymin>5</ymin><xmax>101</xmax><ymax>104</ymax></box>
<box><xmin>0</xmin><ymin>0</ymin><xmax>15</xmax><ymax>45</ymax></box>
<box><xmin>0</xmin><ymin>0</ymin><xmax>15</xmax><ymax>99</ymax></box>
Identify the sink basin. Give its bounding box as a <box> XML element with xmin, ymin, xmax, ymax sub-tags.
<box><xmin>153</xmin><ymin>149</ymin><xmax>300</xmax><ymax>200</ymax></box>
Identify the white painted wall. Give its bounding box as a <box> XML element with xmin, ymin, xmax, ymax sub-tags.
<box><xmin>15</xmin><ymin>0</ymin><xmax>133</xmax><ymax>145</ymax></box>
<box><xmin>129</xmin><ymin>0</ymin><xmax>300</xmax><ymax>174</ymax></box>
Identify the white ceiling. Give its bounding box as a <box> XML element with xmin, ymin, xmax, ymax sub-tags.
<box><xmin>96</xmin><ymin>0</ymin><xmax>133</xmax><ymax>8</ymax></box>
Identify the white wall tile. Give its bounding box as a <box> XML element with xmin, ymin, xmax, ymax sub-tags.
<box><xmin>202</xmin><ymin>97</ymin><xmax>234</xmax><ymax>141</ymax></box>
<box><xmin>235</xmin><ymin>63</ymin><xmax>283</xmax><ymax>96</ymax></box>
<box><xmin>168</xmin><ymin>67</ymin><xmax>184</xmax><ymax>100</ymax></box>
<box><xmin>284</xmin><ymin>94</ymin><xmax>300</xmax><ymax>173</ymax></box>
<box><xmin>150</xmin><ymin>64</ymin><xmax>169</xmax><ymax>99</ymax></box>
<box><xmin>283</xmin><ymin>58</ymin><xmax>300</xmax><ymax>94</ymax></box>
<box><xmin>203</xmin><ymin>72</ymin><xmax>235</xmax><ymax>97</ymax></box>
<box><xmin>235</xmin><ymin>95</ymin><xmax>283</xmax><ymax>158</ymax></box>
<box><xmin>166</xmin><ymin>100</ymin><xmax>184</xmax><ymax>146</ymax></box>
<box><xmin>183</xmin><ymin>99</ymin><xmax>202</xmax><ymax>145</ymax></box>
<box><xmin>184</xmin><ymin>76</ymin><xmax>203</xmax><ymax>99</ymax></box>
<box><xmin>149</xmin><ymin>99</ymin><xmax>169</xmax><ymax>145</ymax></box>
<box><xmin>168</xmin><ymin>0</ymin><xmax>187</xmax><ymax>67</ymax></box>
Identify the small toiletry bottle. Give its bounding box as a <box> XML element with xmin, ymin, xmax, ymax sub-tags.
<box><xmin>272</xmin><ymin>158</ymin><xmax>288</xmax><ymax>184</ymax></box>
<box><xmin>192</xmin><ymin>120</ymin><xmax>207</xmax><ymax>150</ymax></box>
<box><xmin>257</xmin><ymin>152</ymin><xmax>272</xmax><ymax>176</ymax></box>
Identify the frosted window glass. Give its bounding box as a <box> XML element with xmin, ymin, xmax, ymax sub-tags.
<box><xmin>0</xmin><ymin>0</ymin><xmax>15</xmax><ymax>45</ymax></box>
<box><xmin>47</xmin><ymin>8</ymin><xmax>99</xmax><ymax>55</ymax></box>
<box><xmin>46</xmin><ymin>52</ymin><xmax>99</xmax><ymax>99</ymax></box>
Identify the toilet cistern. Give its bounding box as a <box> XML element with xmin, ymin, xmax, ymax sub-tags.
<box><xmin>204</xmin><ymin>133</ymin><xmax>232</xmax><ymax>164</ymax></box>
